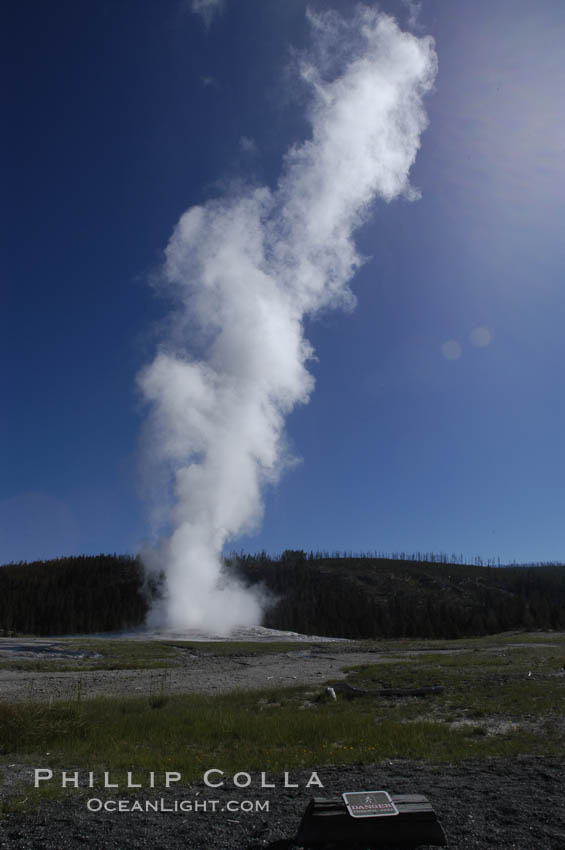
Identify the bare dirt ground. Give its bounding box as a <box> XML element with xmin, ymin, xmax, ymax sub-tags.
<box><xmin>0</xmin><ymin>643</ymin><xmax>406</xmax><ymax>703</ymax></box>
<box><xmin>0</xmin><ymin>636</ymin><xmax>542</xmax><ymax>703</ymax></box>
<box><xmin>1</xmin><ymin>758</ymin><xmax>564</xmax><ymax>849</ymax></box>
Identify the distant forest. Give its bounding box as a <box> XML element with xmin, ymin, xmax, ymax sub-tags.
<box><xmin>0</xmin><ymin>555</ymin><xmax>149</xmax><ymax>636</ymax></box>
<box><xmin>1</xmin><ymin>551</ymin><xmax>565</xmax><ymax>638</ymax></box>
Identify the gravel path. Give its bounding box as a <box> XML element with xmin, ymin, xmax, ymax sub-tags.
<box><xmin>1</xmin><ymin>758</ymin><xmax>564</xmax><ymax>849</ymax></box>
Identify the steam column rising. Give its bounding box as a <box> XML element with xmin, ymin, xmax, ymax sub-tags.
<box><xmin>138</xmin><ymin>7</ymin><xmax>437</xmax><ymax>633</ymax></box>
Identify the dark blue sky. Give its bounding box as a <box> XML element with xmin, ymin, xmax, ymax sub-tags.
<box><xmin>3</xmin><ymin>0</ymin><xmax>565</xmax><ymax>565</ymax></box>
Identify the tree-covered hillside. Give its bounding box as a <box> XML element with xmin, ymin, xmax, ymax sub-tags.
<box><xmin>1</xmin><ymin>551</ymin><xmax>564</xmax><ymax>638</ymax></box>
<box><xmin>0</xmin><ymin>554</ymin><xmax>148</xmax><ymax>635</ymax></box>
<box><xmin>235</xmin><ymin>551</ymin><xmax>565</xmax><ymax>639</ymax></box>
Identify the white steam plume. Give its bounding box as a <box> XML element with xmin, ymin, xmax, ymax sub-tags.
<box><xmin>190</xmin><ymin>0</ymin><xmax>224</xmax><ymax>29</ymax></box>
<box><xmin>138</xmin><ymin>6</ymin><xmax>437</xmax><ymax>632</ymax></box>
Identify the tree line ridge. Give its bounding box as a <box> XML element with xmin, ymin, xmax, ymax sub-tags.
<box><xmin>1</xmin><ymin>551</ymin><xmax>564</xmax><ymax>638</ymax></box>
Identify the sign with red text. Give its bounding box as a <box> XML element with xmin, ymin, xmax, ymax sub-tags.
<box><xmin>342</xmin><ymin>790</ymin><xmax>399</xmax><ymax>818</ymax></box>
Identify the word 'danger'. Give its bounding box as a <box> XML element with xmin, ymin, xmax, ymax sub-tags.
<box><xmin>342</xmin><ymin>790</ymin><xmax>399</xmax><ymax>818</ymax></box>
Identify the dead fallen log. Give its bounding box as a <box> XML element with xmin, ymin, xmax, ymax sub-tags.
<box><xmin>329</xmin><ymin>683</ymin><xmax>444</xmax><ymax>699</ymax></box>
<box><xmin>331</xmin><ymin>682</ymin><xmax>370</xmax><ymax>697</ymax></box>
<box><xmin>378</xmin><ymin>685</ymin><xmax>445</xmax><ymax>698</ymax></box>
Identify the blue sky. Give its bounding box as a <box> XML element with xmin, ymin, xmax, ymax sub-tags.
<box><xmin>3</xmin><ymin>0</ymin><xmax>565</xmax><ymax>567</ymax></box>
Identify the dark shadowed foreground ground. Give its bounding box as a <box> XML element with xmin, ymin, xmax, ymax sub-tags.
<box><xmin>1</xmin><ymin>757</ymin><xmax>564</xmax><ymax>850</ymax></box>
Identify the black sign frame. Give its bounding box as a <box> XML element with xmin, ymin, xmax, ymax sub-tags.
<box><xmin>342</xmin><ymin>790</ymin><xmax>399</xmax><ymax>818</ymax></box>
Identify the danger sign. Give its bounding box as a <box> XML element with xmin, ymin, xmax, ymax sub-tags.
<box><xmin>342</xmin><ymin>790</ymin><xmax>399</xmax><ymax>818</ymax></box>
